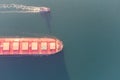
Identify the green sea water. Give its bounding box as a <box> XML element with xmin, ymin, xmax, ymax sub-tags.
<box><xmin>0</xmin><ymin>0</ymin><xmax>120</xmax><ymax>80</ymax></box>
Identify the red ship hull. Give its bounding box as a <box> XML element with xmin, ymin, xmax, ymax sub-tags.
<box><xmin>0</xmin><ymin>37</ymin><xmax>63</xmax><ymax>55</ymax></box>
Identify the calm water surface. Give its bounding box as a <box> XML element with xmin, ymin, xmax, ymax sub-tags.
<box><xmin>0</xmin><ymin>0</ymin><xmax>120</xmax><ymax>80</ymax></box>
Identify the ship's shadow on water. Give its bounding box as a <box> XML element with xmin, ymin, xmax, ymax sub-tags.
<box><xmin>0</xmin><ymin>51</ymin><xmax>70</xmax><ymax>80</ymax></box>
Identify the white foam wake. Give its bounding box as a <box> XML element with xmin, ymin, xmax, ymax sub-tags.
<box><xmin>0</xmin><ymin>4</ymin><xmax>50</xmax><ymax>13</ymax></box>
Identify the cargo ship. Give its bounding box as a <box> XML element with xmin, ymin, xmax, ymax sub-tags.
<box><xmin>0</xmin><ymin>36</ymin><xmax>63</xmax><ymax>55</ymax></box>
